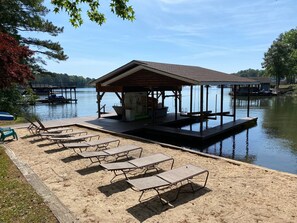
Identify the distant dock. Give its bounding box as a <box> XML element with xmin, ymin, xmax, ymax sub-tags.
<box><xmin>30</xmin><ymin>84</ymin><xmax>77</xmax><ymax>104</ymax></box>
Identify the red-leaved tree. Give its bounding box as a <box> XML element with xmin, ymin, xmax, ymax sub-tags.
<box><xmin>0</xmin><ymin>32</ymin><xmax>34</xmax><ymax>89</ymax></box>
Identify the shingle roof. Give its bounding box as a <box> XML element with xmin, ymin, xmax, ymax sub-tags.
<box><xmin>93</xmin><ymin>60</ymin><xmax>258</xmax><ymax>86</ymax></box>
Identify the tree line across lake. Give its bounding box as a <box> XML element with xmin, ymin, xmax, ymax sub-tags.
<box><xmin>30</xmin><ymin>72</ymin><xmax>96</xmax><ymax>88</ymax></box>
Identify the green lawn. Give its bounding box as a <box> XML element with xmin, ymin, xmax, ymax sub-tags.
<box><xmin>0</xmin><ymin>116</ymin><xmax>27</xmax><ymax>126</ymax></box>
<box><xmin>0</xmin><ymin>146</ymin><xmax>58</xmax><ymax>223</ymax></box>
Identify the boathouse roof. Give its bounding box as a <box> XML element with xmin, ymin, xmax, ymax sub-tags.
<box><xmin>93</xmin><ymin>60</ymin><xmax>258</xmax><ymax>90</ymax></box>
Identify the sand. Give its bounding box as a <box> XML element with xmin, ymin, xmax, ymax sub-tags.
<box><xmin>4</xmin><ymin>126</ymin><xmax>297</xmax><ymax>223</ymax></box>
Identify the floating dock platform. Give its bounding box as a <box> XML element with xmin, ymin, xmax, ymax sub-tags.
<box><xmin>134</xmin><ymin>117</ymin><xmax>258</xmax><ymax>145</ymax></box>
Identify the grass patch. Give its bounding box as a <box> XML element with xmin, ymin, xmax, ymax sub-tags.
<box><xmin>0</xmin><ymin>146</ymin><xmax>58</xmax><ymax>223</ymax></box>
<box><xmin>0</xmin><ymin>117</ymin><xmax>27</xmax><ymax>126</ymax></box>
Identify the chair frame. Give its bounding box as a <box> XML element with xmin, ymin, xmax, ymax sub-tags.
<box><xmin>63</xmin><ymin>137</ymin><xmax>121</xmax><ymax>153</ymax></box>
<box><xmin>79</xmin><ymin>145</ymin><xmax>143</xmax><ymax>165</ymax></box>
<box><xmin>101</xmin><ymin>153</ymin><xmax>174</xmax><ymax>183</ymax></box>
<box><xmin>127</xmin><ymin>164</ymin><xmax>209</xmax><ymax>205</ymax></box>
<box><xmin>25</xmin><ymin>117</ymin><xmax>72</xmax><ymax>135</ymax></box>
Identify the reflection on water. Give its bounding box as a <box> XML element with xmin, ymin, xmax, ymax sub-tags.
<box><xmin>201</xmin><ymin>130</ymin><xmax>256</xmax><ymax>163</ymax></box>
<box><xmin>30</xmin><ymin>87</ymin><xmax>297</xmax><ymax>174</ymax></box>
<box><xmin>195</xmin><ymin>95</ymin><xmax>297</xmax><ymax>174</ymax></box>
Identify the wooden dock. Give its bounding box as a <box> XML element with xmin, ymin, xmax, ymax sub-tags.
<box><xmin>143</xmin><ymin>117</ymin><xmax>258</xmax><ymax>143</ymax></box>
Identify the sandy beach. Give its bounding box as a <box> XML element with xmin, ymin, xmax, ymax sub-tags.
<box><xmin>4</xmin><ymin>126</ymin><xmax>297</xmax><ymax>223</ymax></box>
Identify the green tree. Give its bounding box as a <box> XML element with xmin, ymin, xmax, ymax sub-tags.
<box><xmin>51</xmin><ymin>0</ymin><xmax>135</xmax><ymax>27</ymax></box>
<box><xmin>233</xmin><ymin>69</ymin><xmax>265</xmax><ymax>77</ymax></box>
<box><xmin>262</xmin><ymin>28</ymin><xmax>297</xmax><ymax>86</ymax></box>
<box><xmin>0</xmin><ymin>0</ymin><xmax>68</xmax><ymax>73</ymax></box>
<box><xmin>31</xmin><ymin>71</ymin><xmax>95</xmax><ymax>87</ymax></box>
<box><xmin>0</xmin><ymin>86</ymin><xmax>24</xmax><ymax>114</ymax></box>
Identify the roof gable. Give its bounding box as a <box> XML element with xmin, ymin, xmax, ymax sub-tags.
<box><xmin>94</xmin><ymin>60</ymin><xmax>258</xmax><ymax>86</ymax></box>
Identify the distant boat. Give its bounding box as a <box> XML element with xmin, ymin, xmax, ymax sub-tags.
<box><xmin>37</xmin><ymin>94</ymin><xmax>76</xmax><ymax>104</ymax></box>
<box><xmin>229</xmin><ymin>87</ymin><xmax>276</xmax><ymax>96</ymax></box>
<box><xmin>0</xmin><ymin>112</ymin><xmax>14</xmax><ymax>121</ymax></box>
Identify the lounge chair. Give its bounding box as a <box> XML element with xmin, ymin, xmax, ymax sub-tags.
<box><xmin>62</xmin><ymin>137</ymin><xmax>120</xmax><ymax>153</ymax></box>
<box><xmin>78</xmin><ymin>145</ymin><xmax>143</xmax><ymax>164</ymax></box>
<box><xmin>0</xmin><ymin>127</ymin><xmax>18</xmax><ymax>141</ymax></box>
<box><xmin>127</xmin><ymin>164</ymin><xmax>209</xmax><ymax>205</ymax></box>
<box><xmin>49</xmin><ymin>133</ymin><xmax>101</xmax><ymax>146</ymax></box>
<box><xmin>101</xmin><ymin>153</ymin><xmax>174</xmax><ymax>182</ymax></box>
<box><xmin>40</xmin><ymin>130</ymin><xmax>87</xmax><ymax>138</ymax></box>
<box><xmin>25</xmin><ymin>117</ymin><xmax>72</xmax><ymax>134</ymax></box>
<box><xmin>35</xmin><ymin>118</ymin><xmax>72</xmax><ymax>133</ymax></box>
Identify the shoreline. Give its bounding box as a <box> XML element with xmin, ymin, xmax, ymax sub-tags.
<box><xmin>4</xmin><ymin>124</ymin><xmax>297</xmax><ymax>222</ymax></box>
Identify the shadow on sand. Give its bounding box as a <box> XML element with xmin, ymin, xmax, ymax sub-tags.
<box><xmin>98</xmin><ymin>179</ymin><xmax>130</xmax><ymax>196</ymax></box>
<box><xmin>21</xmin><ymin>134</ymin><xmax>37</xmax><ymax>139</ymax></box>
<box><xmin>37</xmin><ymin>141</ymin><xmax>58</xmax><ymax>147</ymax></box>
<box><xmin>127</xmin><ymin>186</ymin><xmax>211</xmax><ymax>222</ymax></box>
<box><xmin>43</xmin><ymin>146</ymin><xmax>68</xmax><ymax>154</ymax></box>
<box><xmin>28</xmin><ymin>138</ymin><xmax>48</xmax><ymax>144</ymax></box>
<box><xmin>76</xmin><ymin>165</ymin><xmax>104</xmax><ymax>176</ymax></box>
<box><xmin>61</xmin><ymin>155</ymin><xmax>83</xmax><ymax>163</ymax></box>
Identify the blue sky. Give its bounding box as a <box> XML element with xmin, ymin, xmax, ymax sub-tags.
<box><xmin>41</xmin><ymin>0</ymin><xmax>297</xmax><ymax>78</ymax></box>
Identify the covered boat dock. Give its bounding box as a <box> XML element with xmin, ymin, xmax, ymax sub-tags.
<box><xmin>92</xmin><ymin>60</ymin><xmax>258</xmax><ymax>144</ymax></box>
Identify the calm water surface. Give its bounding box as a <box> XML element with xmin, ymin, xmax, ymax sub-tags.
<box><xmin>30</xmin><ymin>87</ymin><xmax>297</xmax><ymax>174</ymax></box>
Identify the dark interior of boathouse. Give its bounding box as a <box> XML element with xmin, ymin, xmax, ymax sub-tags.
<box><xmin>93</xmin><ymin>60</ymin><xmax>259</xmax><ymax>146</ymax></box>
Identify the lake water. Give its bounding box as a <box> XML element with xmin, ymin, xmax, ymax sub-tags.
<box><xmin>29</xmin><ymin>87</ymin><xmax>297</xmax><ymax>174</ymax></box>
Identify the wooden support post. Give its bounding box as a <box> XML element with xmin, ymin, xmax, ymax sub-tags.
<box><xmin>175</xmin><ymin>90</ymin><xmax>178</xmax><ymax>120</ymax></box>
<box><xmin>178</xmin><ymin>89</ymin><xmax>182</xmax><ymax>112</ymax></box>
<box><xmin>115</xmin><ymin>92</ymin><xmax>122</xmax><ymax>101</ymax></box>
<box><xmin>122</xmin><ymin>92</ymin><xmax>126</xmax><ymax>121</ymax></box>
<box><xmin>47</xmin><ymin>90</ymin><xmax>50</xmax><ymax>104</ymax></box>
<box><xmin>74</xmin><ymin>88</ymin><xmax>77</xmax><ymax>104</ymax></box>
<box><xmin>200</xmin><ymin>85</ymin><xmax>204</xmax><ymax>133</ymax></box>
<box><xmin>247</xmin><ymin>85</ymin><xmax>250</xmax><ymax>117</ymax></box>
<box><xmin>206</xmin><ymin>85</ymin><xmax>209</xmax><ymax>128</ymax></box>
<box><xmin>206</xmin><ymin>85</ymin><xmax>209</xmax><ymax>112</ymax></box>
<box><xmin>233</xmin><ymin>85</ymin><xmax>237</xmax><ymax>121</ymax></box>
<box><xmin>97</xmin><ymin>92</ymin><xmax>106</xmax><ymax>118</ymax></box>
<box><xmin>161</xmin><ymin>91</ymin><xmax>165</xmax><ymax>108</ymax></box>
<box><xmin>97</xmin><ymin>91</ymin><xmax>101</xmax><ymax>118</ymax></box>
<box><xmin>220</xmin><ymin>85</ymin><xmax>224</xmax><ymax>126</ymax></box>
<box><xmin>152</xmin><ymin>90</ymin><xmax>155</xmax><ymax>122</ymax></box>
<box><xmin>190</xmin><ymin>85</ymin><xmax>193</xmax><ymax>114</ymax></box>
